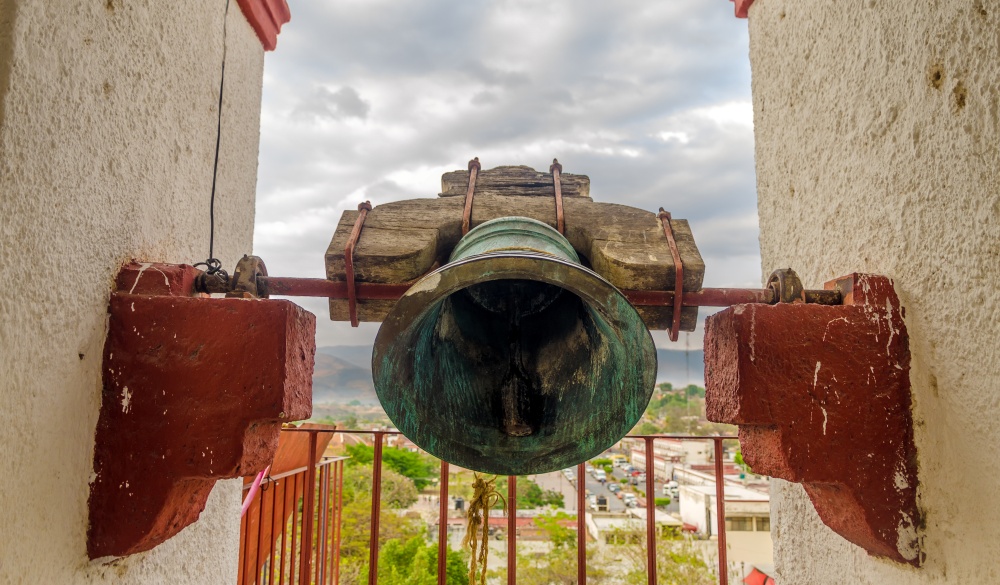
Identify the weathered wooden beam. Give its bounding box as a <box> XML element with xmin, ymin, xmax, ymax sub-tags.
<box><xmin>440</xmin><ymin>165</ymin><xmax>590</xmax><ymax>199</ymax></box>
<box><xmin>325</xmin><ymin>165</ymin><xmax>704</xmax><ymax>331</ymax></box>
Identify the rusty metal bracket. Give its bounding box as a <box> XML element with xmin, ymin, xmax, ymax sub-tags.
<box><xmin>461</xmin><ymin>157</ymin><xmax>481</xmax><ymax>236</ymax></box>
<box><xmin>227</xmin><ymin>255</ymin><xmax>269</xmax><ymax>299</ymax></box>
<box><xmin>658</xmin><ymin>208</ymin><xmax>685</xmax><ymax>341</ymax></box>
<box><xmin>345</xmin><ymin>201</ymin><xmax>373</xmax><ymax>327</ymax></box>
<box><xmin>550</xmin><ymin>158</ymin><xmax>565</xmax><ymax>235</ymax></box>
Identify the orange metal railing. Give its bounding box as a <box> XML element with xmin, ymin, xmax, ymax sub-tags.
<box><xmin>239</xmin><ymin>427</ymin><xmax>738</xmax><ymax>585</ymax></box>
<box><xmin>238</xmin><ymin>428</ymin><xmax>346</xmax><ymax>585</ymax></box>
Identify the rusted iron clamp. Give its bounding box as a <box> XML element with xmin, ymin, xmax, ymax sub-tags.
<box><xmin>550</xmin><ymin>158</ymin><xmax>565</xmax><ymax>235</ymax></box>
<box><xmin>461</xmin><ymin>157</ymin><xmax>481</xmax><ymax>236</ymax></box>
<box><xmin>345</xmin><ymin>201</ymin><xmax>373</xmax><ymax>327</ymax></box>
<box><xmin>658</xmin><ymin>208</ymin><xmax>685</xmax><ymax>342</ymax></box>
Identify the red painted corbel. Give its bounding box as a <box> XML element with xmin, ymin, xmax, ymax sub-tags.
<box><xmin>705</xmin><ymin>274</ymin><xmax>921</xmax><ymax>566</ymax></box>
<box><xmin>236</xmin><ymin>0</ymin><xmax>291</xmax><ymax>51</ymax></box>
<box><xmin>730</xmin><ymin>0</ymin><xmax>754</xmax><ymax>18</ymax></box>
<box><xmin>87</xmin><ymin>262</ymin><xmax>315</xmax><ymax>559</ymax></box>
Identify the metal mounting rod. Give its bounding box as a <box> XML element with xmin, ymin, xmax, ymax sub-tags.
<box><xmin>258</xmin><ymin>276</ymin><xmax>842</xmax><ymax>308</ymax></box>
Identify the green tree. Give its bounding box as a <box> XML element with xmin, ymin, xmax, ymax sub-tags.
<box><xmin>341</xmin><ymin>414</ymin><xmax>359</xmax><ymax>429</ymax></box>
<box><xmin>491</xmin><ymin>512</ymin><xmax>611</xmax><ymax>585</ymax></box>
<box><xmin>334</xmin><ymin>464</ymin><xmax>468</xmax><ymax>585</ymax></box>
<box><xmin>345</xmin><ymin>444</ymin><xmax>439</xmax><ymax>490</ymax></box>
<box><xmin>610</xmin><ymin>530</ymin><xmax>716</xmax><ymax>585</ymax></box>
<box><xmin>343</xmin><ymin>465</ymin><xmax>418</xmax><ymax>509</ymax></box>
<box><xmin>634</xmin><ymin>420</ymin><xmax>661</xmax><ymax>435</ymax></box>
<box><xmin>734</xmin><ymin>449</ymin><xmax>752</xmax><ymax>473</ymax></box>
<box><xmin>492</xmin><ymin>477</ymin><xmax>565</xmax><ymax>509</ymax></box>
<box><xmin>375</xmin><ymin>535</ymin><xmax>469</xmax><ymax>585</ymax></box>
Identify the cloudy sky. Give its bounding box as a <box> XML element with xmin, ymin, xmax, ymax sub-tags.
<box><xmin>253</xmin><ymin>0</ymin><xmax>759</xmax><ymax>350</ymax></box>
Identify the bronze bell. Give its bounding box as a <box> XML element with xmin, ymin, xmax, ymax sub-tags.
<box><xmin>372</xmin><ymin>216</ymin><xmax>657</xmax><ymax>475</ymax></box>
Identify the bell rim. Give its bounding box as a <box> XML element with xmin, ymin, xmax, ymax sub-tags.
<box><xmin>372</xmin><ymin>251</ymin><xmax>658</xmax><ymax>475</ymax></box>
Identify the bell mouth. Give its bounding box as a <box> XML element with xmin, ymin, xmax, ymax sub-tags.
<box><xmin>372</xmin><ymin>252</ymin><xmax>658</xmax><ymax>476</ymax></box>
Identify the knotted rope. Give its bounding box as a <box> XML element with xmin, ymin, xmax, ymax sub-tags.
<box><xmin>462</xmin><ymin>473</ymin><xmax>506</xmax><ymax>585</ymax></box>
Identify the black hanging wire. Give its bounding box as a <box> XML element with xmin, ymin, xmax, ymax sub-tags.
<box><xmin>194</xmin><ymin>0</ymin><xmax>231</xmax><ymax>283</ymax></box>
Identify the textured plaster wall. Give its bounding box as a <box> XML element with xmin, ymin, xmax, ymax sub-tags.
<box><xmin>0</xmin><ymin>1</ymin><xmax>263</xmax><ymax>582</ymax></box>
<box><xmin>748</xmin><ymin>1</ymin><xmax>1000</xmax><ymax>583</ymax></box>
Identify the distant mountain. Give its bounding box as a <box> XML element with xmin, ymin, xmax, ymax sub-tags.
<box><xmin>317</xmin><ymin>345</ymin><xmax>372</xmax><ymax>370</ymax></box>
<box><xmin>311</xmin><ymin>344</ymin><xmax>704</xmax><ymax>405</ymax></box>
<box><xmin>655</xmin><ymin>348</ymin><xmax>705</xmax><ymax>386</ymax></box>
<box><xmin>312</xmin><ymin>349</ymin><xmax>378</xmax><ymax>405</ymax></box>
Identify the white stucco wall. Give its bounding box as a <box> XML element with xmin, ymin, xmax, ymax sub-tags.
<box><xmin>748</xmin><ymin>1</ymin><xmax>1000</xmax><ymax>583</ymax></box>
<box><xmin>0</xmin><ymin>1</ymin><xmax>264</xmax><ymax>582</ymax></box>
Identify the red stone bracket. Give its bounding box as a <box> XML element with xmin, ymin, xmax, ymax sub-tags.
<box><xmin>729</xmin><ymin>0</ymin><xmax>754</xmax><ymax>18</ymax></box>
<box><xmin>88</xmin><ymin>263</ymin><xmax>315</xmax><ymax>559</ymax></box>
<box><xmin>236</xmin><ymin>0</ymin><xmax>291</xmax><ymax>51</ymax></box>
<box><xmin>705</xmin><ymin>274</ymin><xmax>921</xmax><ymax>566</ymax></box>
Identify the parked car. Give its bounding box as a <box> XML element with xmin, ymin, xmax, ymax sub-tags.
<box><xmin>608</xmin><ymin>483</ymin><xmax>620</xmax><ymax>493</ymax></box>
<box><xmin>623</xmin><ymin>493</ymin><xmax>638</xmax><ymax>508</ymax></box>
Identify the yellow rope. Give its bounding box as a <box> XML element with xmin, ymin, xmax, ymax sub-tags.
<box><xmin>462</xmin><ymin>473</ymin><xmax>506</xmax><ymax>585</ymax></box>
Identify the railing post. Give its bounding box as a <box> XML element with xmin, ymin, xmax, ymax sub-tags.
<box><xmin>334</xmin><ymin>459</ymin><xmax>344</xmax><ymax>585</ymax></box>
<box><xmin>644</xmin><ymin>437</ymin><xmax>657</xmax><ymax>585</ymax></box>
<box><xmin>300</xmin><ymin>431</ymin><xmax>319</xmax><ymax>583</ymax></box>
<box><xmin>317</xmin><ymin>464</ymin><xmax>328</xmax><ymax>584</ymax></box>
<box><xmin>279</xmin><ymin>474</ymin><xmax>288</xmax><ymax>585</ymax></box>
<box><xmin>507</xmin><ymin>476</ymin><xmax>516</xmax><ymax>585</ymax></box>
<box><xmin>577</xmin><ymin>462</ymin><xmax>587</xmax><ymax>585</ymax></box>
<box><xmin>289</xmin><ymin>474</ymin><xmax>300</xmax><ymax>583</ymax></box>
<box><xmin>270</xmin><ymin>481</ymin><xmax>279</xmax><ymax>584</ymax></box>
<box><xmin>368</xmin><ymin>432</ymin><xmax>385</xmax><ymax>585</ymax></box>
<box><xmin>240</xmin><ymin>494</ymin><xmax>250</xmax><ymax>585</ymax></box>
<box><xmin>437</xmin><ymin>461</ymin><xmax>450</xmax><ymax>585</ymax></box>
<box><xmin>714</xmin><ymin>438</ymin><xmax>729</xmax><ymax>585</ymax></box>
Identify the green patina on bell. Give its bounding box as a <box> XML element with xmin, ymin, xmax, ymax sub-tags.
<box><xmin>372</xmin><ymin>216</ymin><xmax>657</xmax><ymax>475</ymax></box>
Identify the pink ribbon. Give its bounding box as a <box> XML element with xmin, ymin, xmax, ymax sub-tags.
<box><xmin>241</xmin><ymin>465</ymin><xmax>270</xmax><ymax>518</ymax></box>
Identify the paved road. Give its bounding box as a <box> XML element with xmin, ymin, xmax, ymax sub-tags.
<box><xmin>607</xmin><ymin>466</ymin><xmax>681</xmax><ymax>513</ymax></box>
<box><xmin>532</xmin><ymin>471</ymin><xmax>578</xmax><ymax>511</ymax></box>
<box><xmin>529</xmin><ymin>465</ymin><xmax>684</xmax><ymax>516</ymax></box>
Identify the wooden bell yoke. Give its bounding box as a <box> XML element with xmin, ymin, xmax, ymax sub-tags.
<box><xmin>324</xmin><ymin>161</ymin><xmax>705</xmax><ymax>337</ymax></box>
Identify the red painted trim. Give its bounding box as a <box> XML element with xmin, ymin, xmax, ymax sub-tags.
<box><xmin>87</xmin><ymin>264</ymin><xmax>315</xmax><ymax>558</ymax></box>
<box><xmin>236</xmin><ymin>0</ymin><xmax>291</xmax><ymax>51</ymax></box>
<box><xmin>704</xmin><ymin>274</ymin><xmax>921</xmax><ymax>566</ymax></box>
<box><xmin>730</xmin><ymin>0</ymin><xmax>754</xmax><ymax>18</ymax></box>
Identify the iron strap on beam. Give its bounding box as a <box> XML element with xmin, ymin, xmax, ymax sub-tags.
<box><xmin>344</xmin><ymin>201</ymin><xmax>373</xmax><ymax>327</ymax></box>
<box><xmin>657</xmin><ymin>209</ymin><xmax>685</xmax><ymax>342</ymax></box>
<box><xmin>551</xmin><ymin>158</ymin><xmax>566</xmax><ymax>235</ymax></box>
<box><xmin>461</xmin><ymin>157</ymin><xmax>481</xmax><ymax>236</ymax></box>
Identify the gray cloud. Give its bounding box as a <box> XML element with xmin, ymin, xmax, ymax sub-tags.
<box><xmin>255</xmin><ymin>0</ymin><xmax>759</xmax><ymax>347</ymax></box>
<box><xmin>292</xmin><ymin>86</ymin><xmax>370</xmax><ymax>121</ymax></box>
